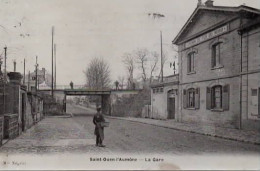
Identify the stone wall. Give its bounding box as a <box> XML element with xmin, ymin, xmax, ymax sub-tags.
<box><xmin>111</xmin><ymin>89</ymin><xmax>150</xmax><ymax>117</ymax></box>
<box><xmin>4</xmin><ymin>114</ymin><xmax>19</xmax><ymax>139</ymax></box>
<box><xmin>0</xmin><ymin>117</ymin><xmax>3</xmax><ymax>145</ymax></box>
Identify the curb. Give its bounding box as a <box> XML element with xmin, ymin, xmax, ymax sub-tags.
<box><xmin>108</xmin><ymin>116</ymin><xmax>260</xmax><ymax>145</ymax></box>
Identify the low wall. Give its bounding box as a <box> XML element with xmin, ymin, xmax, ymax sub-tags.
<box><xmin>4</xmin><ymin>114</ymin><xmax>19</xmax><ymax>139</ymax></box>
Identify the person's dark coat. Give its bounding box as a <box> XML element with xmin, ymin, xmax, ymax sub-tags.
<box><xmin>93</xmin><ymin>113</ymin><xmax>105</xmax><ymax>141</ymax></box>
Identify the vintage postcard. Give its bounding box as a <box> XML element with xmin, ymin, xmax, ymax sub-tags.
<box><xmin>0</xmin><ymin>0</ymin><xmax>259</xmax><ymax>170</ymax></box>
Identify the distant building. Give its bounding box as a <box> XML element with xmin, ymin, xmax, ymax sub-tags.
<box><xmin>172</xmin><ymin>0</ymin><xmax>260</xmax><ymax>130</ymax></box>
<box><xmin>25</xmin><ymin>68</ymin><xmax>52</xmax><ymax>91</ymax></box>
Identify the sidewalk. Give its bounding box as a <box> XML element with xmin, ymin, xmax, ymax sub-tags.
<box><xmin>108</xmin><ymin>116</ymin><xmax>260</xmax><ymax>145</ymax></box>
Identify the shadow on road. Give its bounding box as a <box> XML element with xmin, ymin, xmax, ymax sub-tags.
<box><xmin>72</xmin><ymin>113</ymin><xmax>94</xmax><ymax>117</ymax></box>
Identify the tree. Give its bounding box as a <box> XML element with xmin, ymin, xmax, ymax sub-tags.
<box><xmin>149</xmin><ymin>51</ymin><xmax>159</xmax><ymax>83</ymax></box>
<box><xmin>85</xmin><ymin>57</ymin><xmax>111</xmax><ymax>90</ymax></box>
<box><xmin>135</xmin><ymin>48</ymin><xmax>149</xmax><ymax>82</ymax></box>
<box><xmin>118</xmin><ymin>75</ymin><xmax>125</xmax><ymax>89</ymax></box>
<box><xmin>122</xmin><ymin>53</ymin><xmax>135</xmax><ymax>89</ymax></box>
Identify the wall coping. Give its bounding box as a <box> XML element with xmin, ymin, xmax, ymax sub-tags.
<box><xmin>4</xmin><ymin>113</ymin><xmax>19</xmax><ymax>118</ymax></box>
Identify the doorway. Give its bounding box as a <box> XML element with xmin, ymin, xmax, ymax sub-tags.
<box><xmin>167</xmin><ymin>90</ymin><xmax>175</xmax><ymax>119</ymax></box>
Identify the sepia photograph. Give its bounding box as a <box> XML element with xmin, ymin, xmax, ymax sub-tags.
<box><xmin>0</xmin><ymin>0</ymin><xmax>259</xmax><ymax>170</ymax></box>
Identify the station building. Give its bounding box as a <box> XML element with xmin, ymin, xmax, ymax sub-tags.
<box><xmin>172</xmin><ymin>0</ymin><xmax>260</xmax><ymax>130</ymax></box>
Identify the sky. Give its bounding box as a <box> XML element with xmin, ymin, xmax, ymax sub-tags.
<box><xmin>0</xmin><ymin>0</ymin><xmax>259</xmax><ymax>86</ymax></box>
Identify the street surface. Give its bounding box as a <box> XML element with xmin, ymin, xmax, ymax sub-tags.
<box><xmin>0</xmin><ymin>104</ymin><xmax>260</xmax><ymax>155</ymax></box>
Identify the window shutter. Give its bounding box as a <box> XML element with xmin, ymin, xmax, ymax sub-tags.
<box><xmin>206</xmin><ymin>87</ymin><xmax>211</xmax><ymax>110</ymax></box>
<box><xmin>222</xmin><ymin>84</ymin><xmax>230</xmax><ymax>111</ymax></box>
<box><xmin>195</xmin><ymin>88</ymin><xmax>200</xmax><ymax>109</ymax></box>
<box><xmin>183</xmin><ymin>89</ymin><xmax>187</xmax><ymax>109</ymax></box>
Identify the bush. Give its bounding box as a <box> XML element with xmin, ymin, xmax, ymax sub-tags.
<box><xmin>111</xmin><ymin>88</ymin><xmax>151</xmax><ymax>117</ymax></box>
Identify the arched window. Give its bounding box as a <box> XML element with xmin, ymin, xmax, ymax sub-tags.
<box><xmin>212</xmin><ymin>85</ymin><xmax>222</xmax><ymax>109</ymax></box>
<box><xmin>187</xmin><ymin>52</ymin><xmax>195</xmax><ymax>73</ymax></box>
<box><xmin>212</xmin><ymin>42</ymin><xmax>223</xmax><ymax>68</ymax></box>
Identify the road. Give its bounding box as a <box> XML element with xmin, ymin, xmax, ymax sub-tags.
<box><xmin>0</xmin><ymin>104</ymin><xmax>260</xmax><ymax>155</ymax></box>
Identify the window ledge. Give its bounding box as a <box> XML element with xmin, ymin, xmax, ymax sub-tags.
<box><xmin>186</xmin><ymin>107</ymin><xmax>196</xmax><ymax>110</ymax></box>
<box><xmin>211</xmin><ymin>109</ymin><xmax>224</xmax><ymax>112</ymax></box>
<box><xmin>211</xmin><ymin>65</ymin><xmax>224</xmax><ymax>70</ymax></box>
<box><xmin>187</xmin><ymin>71</ymin><xmax>196</xmax><ymax>75</ymax></box>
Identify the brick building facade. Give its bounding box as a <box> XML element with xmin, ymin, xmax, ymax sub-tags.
<box><xmin>172</xmin><ymin>1</ymin><xmax>260</xmax><ymax>130</ymax></box>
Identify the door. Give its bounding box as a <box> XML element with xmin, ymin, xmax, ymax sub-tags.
<box><xmin>167</xmin><ymin>90</ymin><xmax>175</xmax><ymax>119</ymax></box>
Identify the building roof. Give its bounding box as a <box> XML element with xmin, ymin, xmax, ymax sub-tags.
<box><xmin>172</xmin><ymin>5</ymin><xmax>260</xmax><ymax>45</ymax></box>
<box><xmin>238</xmin><ymin>16</ymin><xmax>260</xmax><ymax>33</ymax></box>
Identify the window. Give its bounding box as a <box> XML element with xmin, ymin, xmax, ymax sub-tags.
<box><xmin>160</xmin><ymin>87</ymin><xmax>164</xmax><ymax>93</ymax></box>
<box><xmin>206</xmin><ymin>84</ymin><xmax>229</xmax><ymax>111</ymax></box>
<box><xmin>252</xmin><ymin>89</ymin><xmax>257</xmax><ymax>96</ymax></box>
<box><xmin>153</xmin><ymin>87</ymin><xmax>163</xmax><ymax>94</ymax></box>
<box><xmin>212</xmin><ymin>42</ymin><xmax>223</xmax><ymax>68</ymax></box>
<box><xmin>183</xmin><ymin>88</ymin><xmax>200</xmax><ymax>109</ymax></box>
<box><xmin>187</xmin><ymin>52</ymin><xmax>195</xmax><ymax>73</ymax></box>
<box><xmin>187</xmin><ymin>88</ymin><xmax>195</xmax><ymax>108</ymax></box>
<box><xmin>212</xmin><ymin>85</ymin><xmax>222</xmax><ymax>109</ymax></box>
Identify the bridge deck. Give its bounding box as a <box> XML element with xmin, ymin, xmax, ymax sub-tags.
<box><xmin>65</xmin><ymin>90</ymin><xmax>111</xmax><ymax>96</ymax></box>
<box><xmin>38</xmin><ymin>89</ymin><xmax>142</xmax><ymax>96</ymax></box>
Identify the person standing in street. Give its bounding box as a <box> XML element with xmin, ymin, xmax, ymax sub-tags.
<box><xmin>93</xmin><ymin>106</ymin><xmax>105</xmax><ymax>147</ymax></box>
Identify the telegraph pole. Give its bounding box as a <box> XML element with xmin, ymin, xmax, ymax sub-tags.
<box><xmin>35</xmin><ymin>56</ymin><xmax>38</xmax><ymax>92</ymax></box>
<box><xmin>23</xmin><ymin>58</ymin><xmax>25</xmax><ymax>85</ymax></box>
<box><xmin>54</xmin><ymin>43</ymin><xmax>56</xmax><ymax>89</ymax></box>
<box><xmin>160</xmin><ymin>31</ymin><xmax>163</xmax><ymax>82</ymax></box>
<box><xmin>4</xmin><ymin>47</ymin><xmax>7</xmax><ymax>83</ymax></box>
<box><xmin>3</xmin><ymin>46</ymin><xmax>7</xmax><ymax>114</ymax></box>
<box><xmin>51</xmin><ymin>26</ymin><xmax>54</xmax><ymax>98</ymax></box>
<box><xmin>28</xmin><ymin>71</ymin><xmax>30</xmax><ymax>91</ymax></box>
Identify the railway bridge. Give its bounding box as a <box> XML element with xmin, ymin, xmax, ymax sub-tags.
<box><xmin>38</xmin><ymin>88</ymin><xmax>141</xmax><ymax>115</ymax></box>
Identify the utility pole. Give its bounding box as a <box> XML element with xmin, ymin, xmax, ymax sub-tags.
<box><xmin>4</xmin><ymin>47</ymin><xmax>7</xmax><ymax>83</ymax></box>
<box><xmin>3</xmin><ymin>46</ymin><xmax>7</xmax><ymax>114</ymax></box>
<box><xmin>28</xmin><ymin>71</ymin><xmax>30</xmax><ymax>91</ymax></box>
<box><xmin>160</xmin><ymin>31</ymin><xmax>163</xmax><ymax>82</ymax></box>
<box><xmin>54</xmin><ymin>43</ymin><xmax>56</xmax><ymax>89</ymax></box>
<box><xmin>35</xmin><ymin>56</ymin><xmax>38</xmax><ymax>92</ymax></box>
<box><xmin>51</xmin><ymin>26</ymin><xmax>54</xmax><ymax>98</ymax></box>
<box><xmin>23</xmin><ymin>58</ymin><xmax>25</xmax><ymax>85</ymax></box>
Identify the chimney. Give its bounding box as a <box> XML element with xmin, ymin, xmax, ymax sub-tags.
<box><xmin>42</xmin><ymin>67</ymin><xmax>46</xmax><ymax>81</ymax></box>
<box><xmin>197</xmin><ymin>0</ymin><xmax>203</xmax><ymax>7</ymax></box>
<box><xmin>205</xmin><ymin>0</ymin><xmax>214</xmax><ymax>7</ymax></box>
